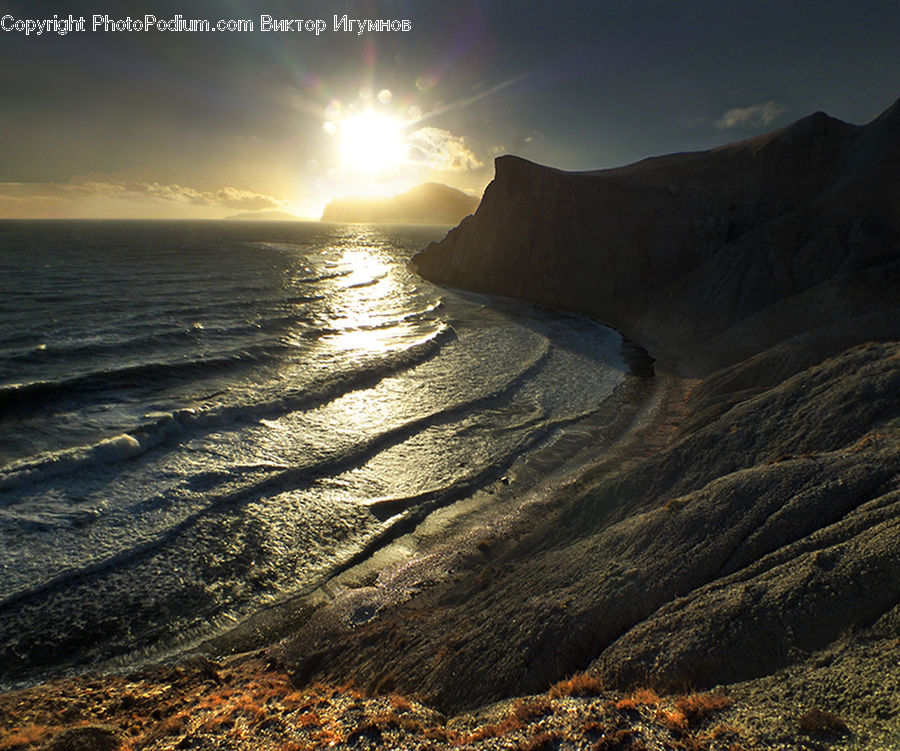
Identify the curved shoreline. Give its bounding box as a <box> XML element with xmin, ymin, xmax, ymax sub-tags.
<box><xmin>2</xmin><ymin>291</ymin><xmax>897</xmax><ymax>750</ymax></box>
<box><xmin>3</xmin><ymin>337</ymin><xmax>897</xmax><ymax>749</ymax></box>
<box><xmin>193</xmin><ymin>332</ymin><xmax>668</xmax><ymax>664</ymax></box>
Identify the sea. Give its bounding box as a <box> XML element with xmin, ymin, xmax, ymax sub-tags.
<box><xmin>0</xmin><ymin>220</ymin><xmax>629</xmax><ymax>688</ymax></box>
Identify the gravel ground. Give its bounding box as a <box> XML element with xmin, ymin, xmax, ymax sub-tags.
<box><xmin>2</xmin><ymin>652</ymin><xmax>893</xmax><ymax>751</ymax></box>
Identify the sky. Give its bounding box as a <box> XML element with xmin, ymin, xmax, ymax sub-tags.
<box><xmin>1</xmin><ymin>0</ymin><xmax>898</xmax><ymax>219</ymax></box>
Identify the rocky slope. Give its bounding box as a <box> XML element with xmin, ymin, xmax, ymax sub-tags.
<box><xmin>261</xmin><ymin>102</ymin><xmax>899</xmax><ymax>746</ymax></box>
<box><xmin>0</xmin><ymin>657</ymin><xmax>757</xmax><ymax>751</ymax></box>
<box><xmin>273</xmin><ymin>345</ymin><xmax>899</xmax><ymax>717</ymax></box>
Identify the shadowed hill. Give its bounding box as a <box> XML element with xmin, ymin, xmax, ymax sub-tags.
<box><xmin>413</xmin><ymin>100</ymin><xmax>900</xmax><ymax>375</ymax></box>
<box><xmin>321</xmin><ymin>183</ymin><xmax>479</xmax><ymax>225</ymax></box>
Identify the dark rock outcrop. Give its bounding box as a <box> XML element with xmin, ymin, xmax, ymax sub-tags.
<box><xmin>412</xmin><ymin>100</ymin><xmax>900</xmax><ymax>375</ymax></box>
<box><xmin>321</xmin><ymin>182</ymin><xmax>478</xmax><ymax>225</ymax></box>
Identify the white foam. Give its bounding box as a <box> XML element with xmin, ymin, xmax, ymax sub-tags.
<box><xmin>95</xmin><ymin>434</ymin><xmax>142</xmax><ymax>461</ymax></box>
<box><xmin>0</xmin><ymin>432</ymin><xmax>149</xmax><ymax>492</ymax></box>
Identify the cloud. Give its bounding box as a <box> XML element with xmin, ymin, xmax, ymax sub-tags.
<box><xmin>213</xmin><ymin>186</ymin><xmax>286</xmax><ymax>211</ymax></box>
<box><xmin>407</xmin><ymin>127</ymin><xmax>484</xmax><ymax>172</ymax></box>
<box><xmin>0</xmin><ymin>179</ymin><xmax>291</xmax><ymax>218</ymax></box>
<box><xmin>715</xmin><ymin>101</ymin><xmax>786</xmax><ymax>130</ymax></box>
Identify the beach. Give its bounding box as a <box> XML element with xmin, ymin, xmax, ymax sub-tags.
<box><xmin>2</xmin><ymin>353</ymin><xmax>895</xmax><ymax>750</ymax></box>
<box><xmin>0</xmin><ymin>219</ymin><xmax>632</xmax><ymax>690</ymax></box>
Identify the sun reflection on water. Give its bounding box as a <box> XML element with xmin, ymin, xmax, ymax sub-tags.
<box><xmin>324</xmin><ymin>326</ymin><xmax>404</xmax><ymax>353</ymax></box>
<box><xmin>321</xmin><ymin>245</ymin><xmax>405</xmax><ymax>353</ymax></box>
<box><xmin>337</xmin><ymin>247</ymin><xmax>389</xmax><ymax>290</ymax></box>
<box><xmin>263</xmin><ymin>228</ymin><xmax>455</xmax><ymax>478</ymax></box>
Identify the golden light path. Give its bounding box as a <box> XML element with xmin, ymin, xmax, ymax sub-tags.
<box><xmin>310</xmin><ymin>240</ymin><xmax>427</xmax><ymax>457</ymax></box>
<box><xmin>323</xmin><ymin>245</ymin><xmax>398</xmax><ymax>353</ymax></box>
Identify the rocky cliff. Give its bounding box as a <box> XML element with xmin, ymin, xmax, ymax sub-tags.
<box><xmin>413</xmin><ymin>99</ymin><xmax>900</xmax><ymax>375</ymax></box>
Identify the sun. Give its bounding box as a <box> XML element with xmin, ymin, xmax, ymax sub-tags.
<box><xmin>337</xmin><ymin>111</ymin><xmax>407</xmax><ymax>176</ymax></box>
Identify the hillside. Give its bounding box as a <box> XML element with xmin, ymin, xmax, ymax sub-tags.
<box><xmin>4</xmin><ymin>102</ymin><xmax>897</xmax><ymax>751</ymax></box>
<box><xmin>321</xmin><ymin>183</ymin><xmax>479</xmax><ymax>225</ymax></box>
<box><xmin>413</xmin><ymin>101</ymin><xmax>900</xmax><ymax>375</ymax></box>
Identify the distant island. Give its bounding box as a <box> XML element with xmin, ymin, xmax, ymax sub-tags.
<box><xmin>223</xmin><ymin>210</ymin><xmax>302</xmax><ymax>221</ymax></box>
<box><xmin>320</xmin><ymin>182</ymin><xmax>479</xmax><ymax>225</ymax></box>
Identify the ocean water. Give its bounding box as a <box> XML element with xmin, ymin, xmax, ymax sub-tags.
<box><xmin>0</xmin><ymin>220</ymin><xmax>627</xmax><ymax>686</ymax></box>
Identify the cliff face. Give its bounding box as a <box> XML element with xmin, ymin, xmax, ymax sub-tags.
<box><xmin>321</xmin><ymin>182</ymin><xmax>478</xmax><ymax>225</ymax></box>
<box><xmin>413</xmin><ymin>100</ymin><xmax>900</xmax><ymax>374</ymax></box>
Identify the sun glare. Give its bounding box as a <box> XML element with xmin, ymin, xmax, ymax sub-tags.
<box><xmin>338</xmin><ymin>111</ymin><xmax>407</xmax><ymax>175</ymax></box>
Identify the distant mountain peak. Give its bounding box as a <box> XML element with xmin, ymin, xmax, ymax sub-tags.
<box><xmin>320</xmin><ymin>183</ymin><xmax>479</xmax><ymax>225</ymax></box>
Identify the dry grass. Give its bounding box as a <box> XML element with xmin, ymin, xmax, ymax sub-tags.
<box><xmin>656</xmin><ymin>691</ymin><xmax>733</xmax><ymax>734</ymax></box>
<box><xmin>699</xmin><ymin>723</ymin><xmax>744</xmax><ymax>744</ymax></box>
<box><xmin>512</xmin><ymin>696</ymin><xmax>553</xmax><ymax>723</ymax></box>
<box><xmin>388</xmin><ymin>692</ymin><xmax>414</xmax><ymax>713</ymax></box>
<box><xmin>674</xmin><ymin>692</ymin><xmax>733</xmax><ymax>724</ymax></box>
<box><xmin>157</xmin><ymin>712</ymin><xmax>189</xmax><ymax>736</ymax></box>
<box><xmin>615</xmin><ymin>688</ymin><xmax>660</xmax><ymax>711</ymax></box>
<box><xmin>0</xmin><ymin>657</ymin><xmax>760</xmax><ymax>751</ymax></box>
<box><xmin>548</xmin><ymin>672</ymin><xmax>605</xmax><ymax>698</ymax></box>
<box><xmin>293</xmin><ymin>710</ymin><xmax>320</xmax><ymax>729</ymax></box>
<box><xmin>422</xmin><ymin>724</ymin><xmax>454</xmax><ymax>742</ymax></box>
<box><xmin>0</xmin><ymin>724</ymin><xmax>54</xmax><ymax>750</ymax></box>
<box><xmin>459</xmin><ymin>697</ymin><xmax>553</xmax><ymax>745</ymax></box>
<box><xmin>199</xmin><ymin>713</ymin><xmax>235</xmax><ymax>733</ymax></box>
<box><xmin>460</xmin><ymin>714</ymin><xmax>522</xmax><ymax>744</ymax></box>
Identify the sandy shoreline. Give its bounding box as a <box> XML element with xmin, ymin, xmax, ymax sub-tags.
<box><xmin>0</xmin><ymin>365</ymin><xmax>757</xmax><ymax>751</ymax></box>
<box><xmin>4</xmin><ymin>353</ymin><xmax>895</xmax><ymax>750</ymax></box>
<box><xmin>193</xmin><ymin>342</ymin><xmax>669</xmax><ymax>664</ymax></box>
